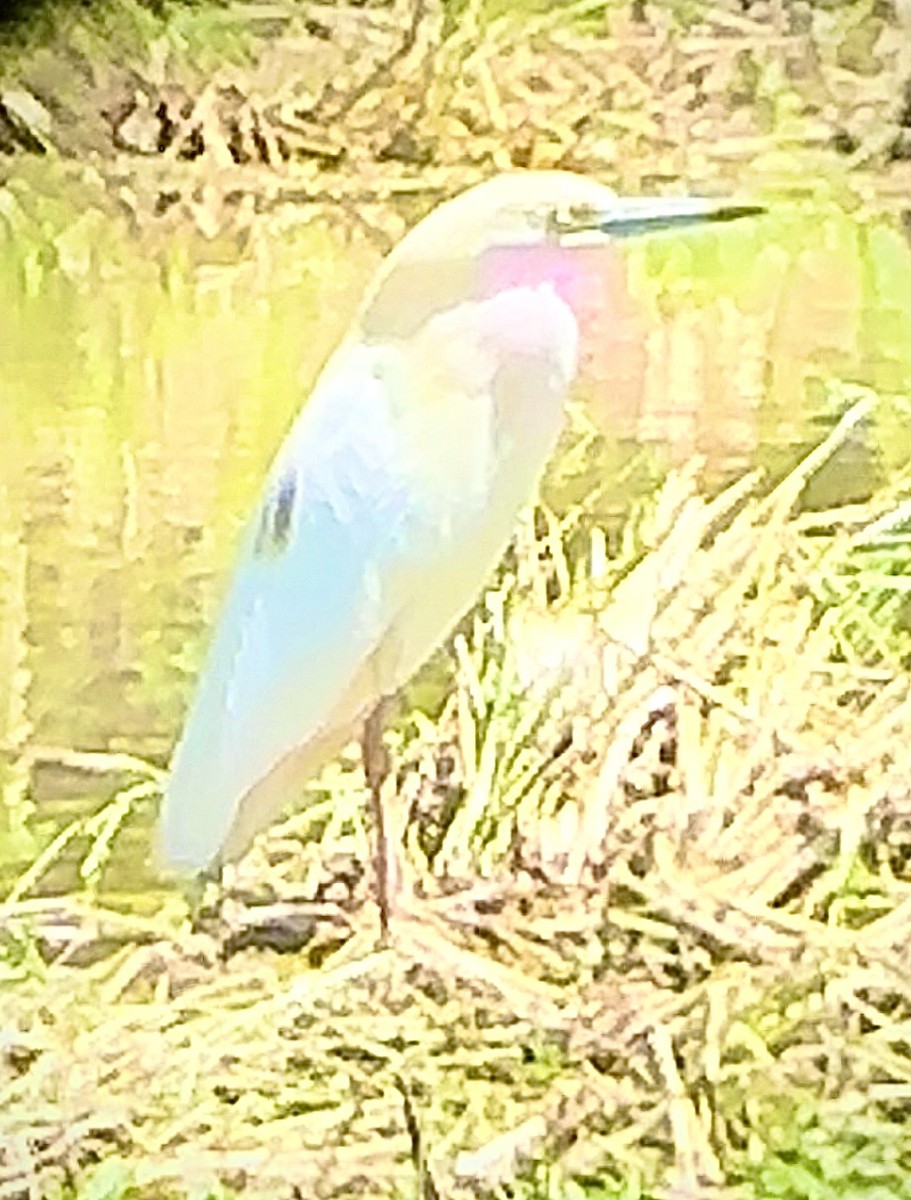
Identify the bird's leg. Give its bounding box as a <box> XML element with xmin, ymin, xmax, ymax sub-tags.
<box><xmin>362</xmin><ymin>698</ymin><xmax>396</xmax><ymax>936</ymax></box>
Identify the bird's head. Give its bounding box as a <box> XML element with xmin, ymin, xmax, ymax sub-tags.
<box><xmin>358</xmin><ymin>170</ymin><xmax>762</xmax><ymax>353</ymax></box>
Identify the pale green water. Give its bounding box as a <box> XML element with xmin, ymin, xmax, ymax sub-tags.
<box><xmin>2</xmin><ymin>163</ymin><xmax>911</xmax><ymax>895</ymax></box>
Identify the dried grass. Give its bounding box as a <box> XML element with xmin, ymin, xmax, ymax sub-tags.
<box><xmin>3</xmin><ymin>0</ymin><xmax>911</xmax><ymax>241</ymax></box>
<box><xmin>3</xmin><ymin>386</ymin><xmax>911</xmax><ymax>1198</ymax></box>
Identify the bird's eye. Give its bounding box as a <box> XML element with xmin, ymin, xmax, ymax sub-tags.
<box><xmin>548</xmin><ymin>204</ymin><xmax>569</xmax><ymax>232</ymax></box>
<box><xmin>525</xmin><ymin>203</ymin><xmax>554</xmax><ymax>232</ymax></box>
<box><xmin>255</xmin><ymin>467</ymin><xmax>298</xmax><ymax>557</ymax></box>
<box><xmin>548</xmin><ymin>203</ymin><xmax>597</xmax><ymax>236</ymax></box>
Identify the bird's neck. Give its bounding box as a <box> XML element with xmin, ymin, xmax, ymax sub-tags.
<box><xmin>479</xmin><ymin>243</ymin><xmax>611</xmax><ymax>329</ymax></box>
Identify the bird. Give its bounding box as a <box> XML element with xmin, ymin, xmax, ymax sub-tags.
<box><xmin>160</xmin><ymin>170</ymin><xmax>762</xmax><ymax>931</ymax></box>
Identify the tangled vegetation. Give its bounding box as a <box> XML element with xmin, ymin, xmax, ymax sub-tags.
<box><xmin>2</xmin><ymin>0</ymin><xmax>911</xmax><ymax>1196</ymax></box>
<box><xmin>4</xmin><ymin>389</ymin><xmax>911</xmax><ymax>1198</ymax></box>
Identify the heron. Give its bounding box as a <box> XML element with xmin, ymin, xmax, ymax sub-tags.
<box><xmin>160</xmin><ymin>170</ymin><xmax>761</xmax><ymax>931</ymax></box>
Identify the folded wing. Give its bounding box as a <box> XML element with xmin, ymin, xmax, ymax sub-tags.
<box><xmin>161</xmin><ymin>283</ymin><xmax>577</xmax><ymax>873</ymax></box>
<box><xmin>161</xmin><ymin>344</ymin><xmax>412</xmax><ymax>871</ymax></box>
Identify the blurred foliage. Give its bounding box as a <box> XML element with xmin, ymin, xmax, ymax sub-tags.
<box><xmin>0</xmin><ymin>0</ymin><xmax>258</xmax><ymax>78</ymax></box>
<box><xmin>3</xmin><ymin>145</ymin><xmax>911</xmax><ymax>894</ymax></box>
<box><xmin>1</xmin><ymin>0</ymin><xmax>911</xmax><ymax>1195</ymax></box>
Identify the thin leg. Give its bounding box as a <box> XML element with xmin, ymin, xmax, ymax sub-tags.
<box><xmin>362</xmin><ymin>698</ymin><xmax>393</xmax><ymax>935</ymax></box>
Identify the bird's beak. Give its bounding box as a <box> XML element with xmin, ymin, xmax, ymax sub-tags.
<box><xmin>553</xmin><ymin>197</ymin><xmax>765</xmax><ymax>245</ymax></box>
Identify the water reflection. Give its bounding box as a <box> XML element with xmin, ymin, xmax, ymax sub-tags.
<box><xmin>1</xmin><ymin>180</ymin><xmax>910</xmax><ymax>895</ymax></box>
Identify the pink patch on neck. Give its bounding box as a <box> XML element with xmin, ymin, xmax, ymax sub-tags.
<box><xmin>481</xmin><ymin>244</ymin><xmax>586</xmax><ymax>311</ymax></box>
<box><xmin>479</xmin><ymin>243</ymin><xmax>628</xmax><ymax>336</ymax></box>
<box><xmin>479</xmin><ymin>242</ymin><xmax>647</xmax><ymax>434</ymax></box>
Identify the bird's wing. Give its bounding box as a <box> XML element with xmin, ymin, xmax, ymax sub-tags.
<box><xmin>160</xmin><ymin>284</ymin><xmax>577</xmax><ymax>873</ymax></box>
<box><xmin>161</xmin><ymin>341</ymin><xmax>419</xmax><ymax>872</ymax></box>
